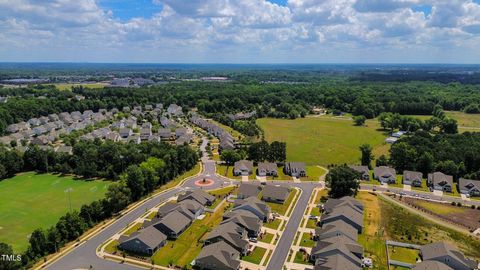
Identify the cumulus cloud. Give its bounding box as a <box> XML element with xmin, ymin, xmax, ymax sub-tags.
<box><xmin>0</xmin><ymin>0</ymin><xmax>479</xmax><ymax>62</ymax></box>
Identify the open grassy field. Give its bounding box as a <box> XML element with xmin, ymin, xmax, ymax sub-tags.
<box><xmin>0</xmin><ymin>172</ymin><xmax>110</xmax><ymax>252</ymax></box>
<box><xmin>408</xmin><ymin>111</ymin><xmax>480</xmax><ymax>132</ymax></box>
<box><xmin>54</xmin><ymin>83</ymin><xmax>106</xmax><ymax>91</ymax></box>
<box><xmin>257</xmin><ymin>116</ymin><xmax>389</xmax><ymax>166</ymax></box>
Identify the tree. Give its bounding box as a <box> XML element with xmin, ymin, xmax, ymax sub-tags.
<box><xmin>125</xmin><ymin>165</ymin><xmax>146</xmax><ymax>201</ymax></box>
<box><xmin>359</xmin><ymin>144</ymin><xmax>374</xmax><ymax>169</ymax></box>
<box><xmin>221</xmin><ymin>150</ymin><xmax>241</xmax><ymax>166</ymax></box>
<box><xmin>248</xmin><ymin>140</ymin><xmax>269</xmax><ymax>162</ymax></box>
<box><xmin>389</xmin><ymin>142</ymin><xmax>417</xmax><ymax>171</ymax></box>
<box><xmin>416</xmin><ymin>152</ymin><xmax>434</xmax><ymax>176</ymax></box>
<box><xmin>376</xmin><ymin>155</ymin><xmax>388</xmax><ymax>167</ymax></box>
<box><xmin>436</xmin><ymin>160</ymin><xmax>459</xmax><ymax>179</ymax></box>
<box><xmin>0</xmin><ymin>242</ymin><xmax>21</xmax><ymax>270</ymax></box>
<box><xmin>27</xmin><ymin>229</ymin><xmax>48</xmax><ymax>258</ymax></box>
<box><xmin>270</xmin><ymin>141</ymin><xmax>286</xmax><ymax>162</ymax></box>
<box><xmin>440</xmin><ymin>118</ymin><xmax>458</xmax><ymax>134</ymax></box>
<box><xmin>325</xmin><ymin>165</ymin><xmax>360</xmax><ymax>198</ymax></box>
<box><xmin>353</xmin><ymin>115</ymin><xmax>366</xmax><ymax>126</ymax></box>
<box><xmin>104</xmin><ymin>183</ymin><xmax>131</xmax><ymax>214</ymax></box>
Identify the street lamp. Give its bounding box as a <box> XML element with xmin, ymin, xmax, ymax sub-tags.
<box><xmin>65</xmin><ymin>187</ymin><xmax>73</xmax><ymax>212</ymax></box>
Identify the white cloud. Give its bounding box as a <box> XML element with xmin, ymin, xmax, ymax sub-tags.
<box><xmin>0</xmin><ymin>0</ymin><xmax>479</xmax><ymax>62</ymax></box>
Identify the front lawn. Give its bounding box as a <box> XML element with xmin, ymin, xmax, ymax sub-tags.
<box><xmin>242</xmin><ymin>247</ymin><xmax>267</xmax><ymax>264</ymax></box>
<box><xmin>293</xmin><ymin>251</ymin><xmax>312</xmax><ymax>265</ymax></box>
<box><xmin>305</xmin><ymin>219</ymin><xmax>317</xmax><ymax>229</ymax></box>
<box><xmin>301</xmin><ymin>166</ymin><xmax>327</xmax><ymax>181</ymax></box>
<box><xmin>260</xmin><ymin>232</ymin><xmax>274</xmax><ymax>244</ymax></box>
<box><xmin>388</xmin><ymin>246</ymin><xmax>420</xmax><ymax>264</ymax></box>
<box><xmin>122</xmin><ymin>222</ymin><xmax>142</xmax><ymax>236</ymax></box>
<box><xmin>299</xmin><ymin>233</ymin><xmax>316</xmax><ymax>247</ymax></box>
<box><xmin>264</xmin><ymin>218</ymin><xmax>281</xmax><ymax>230</ymax></box>
<box><xmin>207</xmin><ymin>186</ymin><xmax>236</xmax><ymax>209</ymax></box>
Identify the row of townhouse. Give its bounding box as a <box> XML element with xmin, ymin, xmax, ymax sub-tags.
<box><xmin>349</xmin><ymin>165</ymin><xmax>480</xmax><ymax>197</ymax></box>
<box><xmin>190</xmin><ymin>113</ymin><xmax>235</xmax><ymax>151</ymax></box>
<box><xmin>233</xmin><ymin>160</ymin><xmax>307</xmax><ymax>178</ymax></box>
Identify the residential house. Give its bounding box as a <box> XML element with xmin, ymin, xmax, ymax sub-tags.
<box><xmin>420</xmin><ymin>242</ymin><xmax>477</xmax><ymax>270</ymax></box>
<box><xmin>222</xmin><ymin>210</ymin><xmax>262</xmax><ymax>238</ymax></box>
<box><xmin>232</xmin><ymin>197</ymin><xmax>271</xmax><ymax>222</ymax></box>
<box><xmin>320</xmin><ymin>204</ymin><xmax>364</xmax><ymax>233</ymax></box>
<box><xmin>321</xmin><ymin>197</ymin><xmax>364</xmax><ymax>215</ymax></box>
<box><xmin>348</xmin><ymin>165</ymin><xmax>370</xmax><ymax>181</ymax></box>
<box><xmin>428</xmin><ymin>172</ymin><xmax>454</xmax><ymax>192</ymax></box>
<box><xmin>261</xmin><ymin>185</ymin><xmax>290</xmax><ymax>204</ymax></box>
<box><xmin>233</xmin><ymin>160</ymin><xmax>253</xmax><ymax>176</ymax></box>
<box><xmin>257</xmin><ymin>162</ymin><xmax>278</xmax><ymax>177</ymax></box>
<box><xmin>158</xmin><ymin>128</ymin><xmax>173</xmax><ymax>140</ymax></box>
<box><xmin>106</xmin><ymin>132</ymin><xmax>120</xmax><ymax>142</ymax></box>
<box><xmin>157</xmin><ymin>200</ymin><xmax>204</xmax><ymax>220</ymax></box>
<box><xmin>194</xmin><ymin>241</ymin><xmax>241</xmax><ymax>270</ymax></box>
<box><xmin>127</xmin><ymin>134</ymin><xmax>141</xmax><ymax>144</ymax></box>
<box><xmin>177</xmin><ymin>189</ymin><xmax>216</xmax><ymax>206</ymax></box>
<box><xmin>167</xmin><ymin>104</ymin><xmax>183</xmax><ymax>116</ymax></box>
<box><xmin>310</xmin><ymin>235</ymin><xmax>364</xmax><ymax>267</ymax></box>
<box><xmin>118</xmin><ymin>226</ymin><xmax>167</xmax><ymax>255</ymax></box>
<box><xmin>175</xmin><ymin>127</ymin><xmax>188</xmax><ymax>138</ymax></box>
<box><xmin>459</xmin><ymin>178</ymin><xmax>480</xmax><ymax>197</ymax></box>
<box><xmin>119</xmin><ymin>128</ymin><xmax>132</xmax><ymax>138</ymax></box>
<box><xmin>237</xmin><ymin>183</ymin><xmax>262</xmax><ymax>199</ymax></box>
<box><xmin>28</xmin><ymin>118</ymin><xmax>41</xmax><ymax>127</ymax></box>
<box><xmin>411</xmin><ymin>261</ymin><xmax>453</xmax><ymax>270</ymax></box>
<box><xmin>314</xmin><ymin>253</ymin><xmax>362</xmax><ymax>270</ymax></box>
<box><xmin>373</xmin><ymin>166</ymin><xmax>396</xmax><ymax>184</ymax></box>
<box><xmin>153</xmin><ymin>210</ymin><xmax>192</xmax><ymax>239</ymax></box>
<box><xmin>403</xmin><ymin>170</ymin><xmax>423</xmax><ymax>187</ymax></box>
<box><xmin>314</xmin><ymin>219</ymin><xmax>358</xmax><ymax>242</ymax></box>
<box><xmin>284</xmin><ymin>162</ymin><xmax>307</xmax><ymax>177</ymax></box>
<box><xmin>140</xmin><ymin>128</ymin><xmax>152</xmax><ymax>141</ymax></box>
<box><xmin>204</xmin><ymin>222</ymin><xmax>249</xmax><ymax>255</ymax></box>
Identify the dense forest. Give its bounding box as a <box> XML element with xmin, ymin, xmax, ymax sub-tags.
<box><xmin>389</xmin><ymin>131</ymin><xmax>480</xmax><ymax>180</ymax></box>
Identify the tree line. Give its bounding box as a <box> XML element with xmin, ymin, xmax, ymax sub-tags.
<box><xmin>220</xmin><ymin>140</ymin><xmax>286</xmax><ymax>165</ymax></box>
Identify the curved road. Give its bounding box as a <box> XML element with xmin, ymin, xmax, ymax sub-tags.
<box><xmin>44</xmin><ymin>138</ymin><xmax>320</xmax><ymax>270</ymax></box>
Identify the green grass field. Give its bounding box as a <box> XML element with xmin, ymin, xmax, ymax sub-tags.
<box><xmin>408</xmin><ymin>111</ymin><xmax>480</xmax><ymax>132</ymax></box>
<box><xmin>54</xmin><ymin>83</ymin><xmax>106</xmax><ymax>91</ymax></box>
<box><xmin>242</xmin><ymin>247</ymin><xmax>267</xmax><ymax>264</ymax></box>
<box><xmin>257</xmin><ymin>116</ymin><xmax>389</xmax><ymax>166</ymax></box>
<box><xmin>0</xmin><ymin>172</ymin><xmax>110</xmax><ymax>252</ymax></box>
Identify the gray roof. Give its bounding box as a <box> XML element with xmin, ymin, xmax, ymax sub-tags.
<box><xmin>258</xmin><ymin>162</ymin><xmax>278</xmax><ymax>174</ymax></box>
<box><xmin>322</xmin><ymin>204</ymin><xmax>364</xmax><ymax>229</ymax></box>
<box><xmin>374</xmin><ymin>166</ymin><xmax>396</xmax><ymax>178</ymax></box>
<box><xmin>316</xmin><ymin>219</ymin><xmax>358</xmax><ymax>242</ymax></box>
<box><xmin>234</xmin><ymin>160</ymin><xmax>253</xmax><ymax>173</ymax></box>
<box><xmin>404</xmin><ymin>170</ymin><xmax>423</xmax><ymax>182</ymax></box>
<box><xmin>412</xmin><ymin>261</ymin><xmax>453</xmax><ymax>270</ymax></box>
<box><xmin>119</xmin><ymin>225</ymin><xmax>167</xmax><ymax>250</ymax></box>
<box><xmin>314</xmin><ymin>253</ymin><xmax>362</xmax><ymax>270</ymax></box>
<box><xmin>348</xmin><ymin>165</ymin><xmax>369</xmax><ymax>175</ymax></box>
<box><xmin>262</xmin><ymin>185</ymin><xmax>290</xmax><ymax>202</ymax></box>
<box><xmin>222</xmin><ymin>210</ymin><xmax>262</xmax><ymax>233</ymax></box>
<box><xmin>459</xmin><ymin>178</ymin><xmax>480</xmax><ymax>193</ymax></box>
<box><xmin>322</xmin><ymin>197</ymin><xmax>364</xmax><ymax>214</ymax></box>
<box><xmin>311</xmin><ymin>235</ymin><xmax>363</xmax><ymax>266</ymax></box>
<box><xmin>238</xmin><ymin>183</ymin><xmax>262</xmax><ymax>198</ymax></box>
<box><xmin>155</xmin><ymin>210</ymin><xmax>191</xmax><ymax>234</ymax></box>
<box><xmin>428</xmin><ymin>172</ymin><xmax>453</xmax><ymax>187</ymax></box>
<box><xmin>285</xmin><ymin>162</ymin><xmax>306</xmax><ymax>173</ymax></box>
<box><xmin>178</xmin><ymin>189</ymin><xmax>216</xmax><ymax>206</ymax></box>
<box><xmin>205</xmin><ymin>221</ymin><xmax>248</xmax><ymax>251</ymax></box>
<box><xmin>195</xmin><ymin>240</ymin><xmax>241</xmax><ymax>270</ymax></box>
<box><xmin>233</xmin><ymin>197</ymin><xmax>271</xmax><ymax>219</ymax></box>
<box><xmin>420</xmin><ymin>242</ymin><xmax>477</xmax><ymax>269</ymax></box>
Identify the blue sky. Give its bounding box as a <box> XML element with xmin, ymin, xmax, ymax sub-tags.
<box><xmin>1</xmin><ymin>0</ymin><xmax>480</xmax><ymax>63</ymax></box>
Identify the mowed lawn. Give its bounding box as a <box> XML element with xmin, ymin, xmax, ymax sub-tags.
<box><xmin>257</xmin><ymin>116</ymin><xmax>389</xmax><ymax>165</ymax></box>
<box><xmin>408</xmin><ymin>111</ymin><xmax>480</xmax><ymax>132</ymax></box>
<box><xmin>0</xmin><ymin>172</ymin><xmax>110</xmax><ymax>252</ymax></box>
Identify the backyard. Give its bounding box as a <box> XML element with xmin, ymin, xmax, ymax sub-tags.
<box><xmin>0</xmin><ymin>172</ymin><xmax>110</xmax><ymax>252</ymax></box>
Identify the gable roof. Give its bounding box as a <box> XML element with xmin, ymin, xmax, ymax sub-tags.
<box><xmin>258</xmin><ymin>162</ymin><xmax>278</xmax><ymax>173</ymax></box>
<box><xmin>234</xmin><ymin>160</ymin><xmax>253</xmax><ymax>172</ymax></box>
<box><xmin>316</xmin><ymin>219</ymin><xmax>358</xmax><ymax>242</ymax></box>
<box><xmin>420</xmin><ymin>242</ymin><xmax>477</xmax><ymax>269</ymax></box>
<box><xmin>238</xmin><ymin>183</ymin><xmax>262</xmax><ymax>198</ymax></box>
<box><xmin>348</xmin><ymin>165</ymin><xmax>369</xmax><ymax>175</ymax></box>
<box><xmin>222</xmin><ymin>210</ymin><xmax>262</xmax><ymax>233</ymax></box>
<box><xmin>314</xmin><ymin>253</ymin><xmax>362</xmax><ymax>270</ymax></box>
<box><xmin>177</xmin><ymin>189</ymin><xmax>215</xmax><ymax>206</ymax></box>
<box><xmin>205</xmin><ymin>221</ymin><xmax>248</xmax><ymax>251</ymax></box>
<box><xmin>262</xmin><ymin>185</ymin><xmax>290</xmax><ymax>201</ymax></box>
<box><xmin>322</xmin><ymin>204</ymin><xmax>364</xmax><ymax>229</ymax></box>
<box><xmin>404</xmin><ymin>170</ymin><xmax>423</xmax><ymax>182</ymax></box>
<box><xmin>459</xmin><ymin>178</ymin><xmax>480</xmax><ymax>192</ymax></box>
<box><xmin>322</xmin><ymin>197</ymin><xmax>364</xmax><ymax>214</ymax></box>
<box><xmin>428</xmin><ymin>172</ymin><xmax>453</xmax><ymax>187</ymax></box>
<box><xmin>196</xmin><ymin>241</ymin><xmax>241</xmax><ymax>270</ymax></box>
<box><xmin>412</xmin><ymin>261</ymin><xmax>453</xmax><ymax>270</ymax></box>
<box><xmin>119</xmin><ymin>225</ymin><xmax>167</xmax><ymax>249</ymax></box>
<box><xmin>374</xmin><ymin>166</ymin><xmax>396</xmax><ymax>178</ymax></box>
<box><xmin>311</xmin><ymin>235</ymin><xmax>363</xmax><ymax>266</ymax></box>
<box><xmin>155</xmin><ymin>210</ymin><xmax>191</xmax><ymax>234</ymax></box>
<box><xmin>233</xmin><ymin>197</ymin><xmax>271</xmax><ymax>218</ymax></box>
